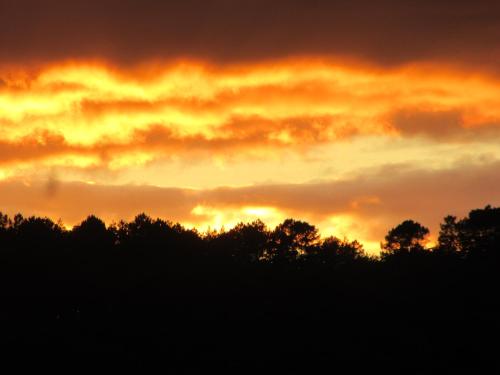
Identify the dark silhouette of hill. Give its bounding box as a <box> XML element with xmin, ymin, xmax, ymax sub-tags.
<box><xmin>0</xmin><ymin>206</ymin><xmax>499</xmax><ymax>372</ymax></box>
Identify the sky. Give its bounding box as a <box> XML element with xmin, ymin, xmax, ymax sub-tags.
<box><xmin>1</xmin><ymin>0</ymin><xmax>499</xmax><ymax>253</ymax></box>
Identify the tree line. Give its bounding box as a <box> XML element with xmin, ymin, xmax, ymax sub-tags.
<box><xmin>1</xmin><ymin>205</ymin><xmax>498</xmax><ymax>264</ymax></box>
<box><xmin>0</xmin><ymin>205</ymin><xmax>499</xmax><ymax>370</ymax></box>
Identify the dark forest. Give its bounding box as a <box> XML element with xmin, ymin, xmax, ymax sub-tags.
<box><xmin>0</xmin><ymin>205</ymin><xmax>499</xmax><ymax>372</ymax></box>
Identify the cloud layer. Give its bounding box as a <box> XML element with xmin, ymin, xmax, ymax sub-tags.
<box><xmin>2</xmin><ymin>0</ymin><xmax>500</xmax><ymax>71</ymax></box>
<box><xmin>1</xmin><ymin>60</ymin><xmax>500</xmax><ymax>173</ymax></box>
<box><xmin>1</xmin><ymin>160</ymin><xmax>498</xmax><ymax>252</ymax></box>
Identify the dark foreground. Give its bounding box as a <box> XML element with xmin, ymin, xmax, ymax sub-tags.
<box><xmin>1</xmin><ymin>258</ymin><xmax>498</xmax><ymax>373</ymax></box>
<box><xmin>0</xmin><ymin>207</ymin><xmax>499</xmax><ymax>372</ymax></box>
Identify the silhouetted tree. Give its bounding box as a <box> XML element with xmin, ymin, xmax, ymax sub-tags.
<box><xmin>458</xmin><ymin>205</ymin><xmax>500</xmax><ymax>260</ymax></box>
<box><xmin>381</xmin><ymin>220</ymin><xmax>430</xmax><ymax>259</ymax></box>
<box><xmin>267</xmin><ymin>219</ymin><xmax>320</xmax><ymax>263</ymax></box>
<box><xmin>437</xmin><ymin>215</ymin><xmax>461</xmax><ymax>254</ymax></box>
<box><xmin>210</xmin><ymin>220</ymin><xmax>269</xmax><ymax>262</ymax></box>
<box><xmin>0</xmin><ymin>212</ymin><xmax>10</xmax><ymax>229</ymax></box>
<box><xmin>12</xmin><ymin>213</ymin><xmax>24</xmax><ymax>230</ymax></box>
<box><xmin>72</xmin><ymin>215</ymin><xmax>115</xmax><ymax>249</ymax></box>
<box><xmin>232</xmin><ymin>220</ymin><xmax>269</xmax><ymax>261</ymax></box>
<box><xmin>115</xmin><ymin>213</ymin><xmax>169</xmax><ymax>249</ymax></box>
<box><xmin>13</xmin><ymin>215</ymin><xmax>64</xmax><ymax>252</ymax></box>
<box><xmin>110</xmin><ymin>213</ymin><xmax>203</xmax><ymax>264</ymax></box>
<box><xmin>304</xmin><ymin>236</ymin><xmax>366</xmax><ymax>265</ymax></box>
<box><xmin>0</xmin><ymin>212</ymin><xmax>13</xmax><ymax>251</ymax></box>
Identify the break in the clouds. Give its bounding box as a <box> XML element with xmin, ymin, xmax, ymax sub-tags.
<box><xmin>1</xmin><ymin>1</ymin><xmax>499</xmax><ymax>252</ymax></box>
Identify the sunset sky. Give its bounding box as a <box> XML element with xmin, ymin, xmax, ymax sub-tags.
<box><xmin>1</xmin><ymin>0</ymin><xmax>499</xmax><ymax>252</ymax></box>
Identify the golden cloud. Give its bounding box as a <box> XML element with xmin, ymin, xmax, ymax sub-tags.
<box><xmin>1</xmin><ymin>59</ymin><xmax>500</xmax><ymax>173</ymax></box>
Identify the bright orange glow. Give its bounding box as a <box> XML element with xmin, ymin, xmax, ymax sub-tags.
<box><xmin>190</xmin><ymin>205</ymin><xmax>285</xmax><ymax>233</ymax></box>
<box><xmin>2</xmin><ymin>59</ymin><xmax>500</xmax><ymax>169</ymax></box>
<box><xmin>1</xmin><ymin>58</ymin><xmax>500</xmax><ymax>253</ymax></box>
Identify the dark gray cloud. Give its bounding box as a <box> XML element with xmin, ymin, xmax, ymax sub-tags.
<box><xmin>1</xmin><ymin>0</ymin><xmax>500</xmax><ymax>69</ymax></box>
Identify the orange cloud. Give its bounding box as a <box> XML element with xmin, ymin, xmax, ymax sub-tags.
<box><xmin>1</xmin><ymin>59</ymin><xmax>500</xmax><ymax>174</ymax></box>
